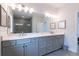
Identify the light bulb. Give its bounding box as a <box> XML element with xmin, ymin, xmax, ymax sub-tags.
<box><xmin>24</xmin><ymin>6</ymin><xmax>29</xmax><ymax>12</ymax></box>
<box><xmin>45</xmin><ymin>12</ymin><xmax>51</xmax><ymax>17</ymax></box>
<box><xmin>29</xmin><ymin>8</ymin><xmax>34</xmax><ymax>13</ymax></box>
<box><xmin>17</xmin><ymin>5</ymin><xmax>22</xmax><ymax>11</ymax></box>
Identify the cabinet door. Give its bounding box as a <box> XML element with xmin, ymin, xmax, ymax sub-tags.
<box><xmin>16</xmin><ymin>39</ymin><xmax>31</xmax><ymax>56</ymax></box>
<box><xmin>2</xmin><ymin>40</ymin><xmax>16</xmax><ymax>56</ymax></box>
<box><xmin>2</xmin><ymin>45</ymin><xmax>24</xmax><ymax>56</ymax></box>
<box><xmin>38</xmin><ymin>37</ymin><xmax>47</xmax><ymax>56</ymax></box>
<box><xmin>15</xmin><ymin>45</ymin><xmax>24</xmax><ymax>56</ymax></box>
<box><xmin>39</xmin><ymin>37</ymin><xmax>47</xmax><ymax>48</ymax></box>
<box><xmin>39</xmin><ymin>47</ymin><xmax>46</xmax><ymax>56</ymax></box>
<box><xmin>46</xmin><ymin>36</ymin><xmax>54</xmax><ymax>53</ymax></box>
<box><xmin>25</xmin><ymin>39</ymin><xmax>38</xmax><ymax>56</ymax></box>
<box><xmin>2</xmin><ymin>46</ymin><xmax>17</xmax><ymax>56</ymax></box>
<box><xmin>56</xmin><ymin>35</ymin><xmax>64</xmax><ymax>48</ymax></box>
<box><xmin>54</xmin><ymin>35</ymin><xmax>64</xmax><ymax>50</ymax></box>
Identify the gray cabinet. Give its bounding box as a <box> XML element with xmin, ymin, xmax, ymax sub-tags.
<box><xmin>1</xmin><ymin>35</ymin><xmax>64</xmax><ymax>56</ymax></box>
<box><xmin>2</xmin><ymin>40</ymin><xmax>24</xmax><ymax>56</ymax></box>
<box><xmin>15</xmin><ymin>45</ymin><xmax>24</xmax><ymax>56</ymax></box>
<box><xmin>2</xmin><ymin>45</ymin><xmax>24</xmax><ymax>56</ymax></box>
<box><xmin>25</xmin><ymin>38</ymin><xmax>38</xmax><ymax>56</ymax></box>
<box><xmin>16</xmin><ymin>39</ymin><xmax>31</xmax><ymax>56</ymax></box>
<box><xmin>39</xmin><ymin>47</ymin><xmax>46</xmax><ymax>56</ymax></box>
<box><xmin>46</xmin><ymin>36</ymin><xmax>54</xmax><ymax>53</ymax></box>
<box><xmin>2</xmin><ymin>40</ymin><xmax>16</xmax><ymax>56</ymax></box>
<box><xmin>16</xmin><ymin>38</ymin><xmax>38</xmax><ymax>56</ymax></box>
<box><xmin>38</xmin><ymin>37</ymin><xmax>47</xmax><ymax>56</ymax></box>
<box><xmin>54</xmin><ymin>35</ymin><xmax>64</xmax><ymax>50</ymax></box>
<box><xmin>39</xmin><ymin>37</ymin><xmax>47</xmax><ymax>48</ymax></box>
<box><xmin>2</xmin><ymin>46</ymin><xmax>17</xmax><ymax>56</ymax></box>
<box><xmin>38</xmin><ymin>35</ymin><xmax>64</xmax><ymax>56</ymax></box>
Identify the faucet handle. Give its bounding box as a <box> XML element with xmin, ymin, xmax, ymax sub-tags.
<box><xmin>22</xmin><ymin>31</ymin><xmax>24</xmax><ymax>36</ymax></box>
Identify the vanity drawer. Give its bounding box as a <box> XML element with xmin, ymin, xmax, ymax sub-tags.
<box><xmin>16</xmin><ymin>39</ymin><xmax>31</xmax><ymax>45</ymax></box>
<box><xmin>54</xmin><ymin>35</ymin><xmax>64</xmax><ymax>39</ymax></box>
<box><xmin>2</xmin><ymin>40</ymin><xmax>16</xmax><ymax>47</ymax></box>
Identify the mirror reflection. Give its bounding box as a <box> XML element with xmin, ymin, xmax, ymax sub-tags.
<box><xmin>0</xmin><ymin>4</ymin><xmax>54</xmax><ymax>34</ymax></box>
<box><xmin>11</xmin><ymin>4</ymin><xmax>51</xmax><ymax>33</ymax></box>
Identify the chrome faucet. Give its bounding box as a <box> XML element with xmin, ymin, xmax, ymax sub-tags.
<box><xmin>19</xmin><ymin>31</ymin><xmax>24</xmax><ymax>36</ymax></box>
<box><xmin>21</xmin><ymin>32</ymin><xmax>24</xmax><ymax>36</ymax></box>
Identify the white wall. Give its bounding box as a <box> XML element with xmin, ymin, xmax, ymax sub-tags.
<box><xmin>52</xmin><ymin>17</ymin><xmax>65</xmax><ymax>33</ymax></box>
<box><xmin>57</xmin><ymin>4</ymin><xmax>79</xmax><ymax>53</ymax></box>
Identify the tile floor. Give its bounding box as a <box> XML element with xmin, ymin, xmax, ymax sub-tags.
<box><xmin>45</xmin><ymin>49</ymin><xmax>79</xmax><ymax>56</ymax></box>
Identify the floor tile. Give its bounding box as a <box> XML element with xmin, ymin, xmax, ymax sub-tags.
<box><xmin>45</xmin><ymin>49</ymin><xmax>79</xmax><ymax>56</ymax></box>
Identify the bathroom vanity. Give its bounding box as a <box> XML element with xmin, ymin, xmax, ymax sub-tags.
<box><xmin>1</xmin><ymin>33</ymin><xmax>64</xmax><ymax>56</ymax></box>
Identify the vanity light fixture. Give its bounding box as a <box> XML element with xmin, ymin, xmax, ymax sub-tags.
<box><xmin>24</xmin><ymin>6</ymin><xmax>29</xmax><ymax>12</ymax></box>
<box><xmin>10</xmin><ymin>4</ymin><xmax>16</xmax><ymax>10</ymax></box>
<box><xmin>17</xmin><ymin>4</ymin><xmax>22</xmax><ymax>11</ymax></box>
<box><xmin>10</xmin><ymin>4</ymin><xmax>35</xmax><ymax>14</ymax></box>
<box><xmin>29</xmin><ymin>8</ymin><xmax>34</xmax><ymax>14</ymax></box>
<box><xmin>45</xmin><ymin>12</ymin><xmax>52</xmax><ymax>17</ymax></box>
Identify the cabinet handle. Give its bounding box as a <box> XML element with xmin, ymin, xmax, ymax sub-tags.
<box><xmin>23</xmin><ymin>45</ymin><xmax>27</xmax><ymax>47</ymax></box>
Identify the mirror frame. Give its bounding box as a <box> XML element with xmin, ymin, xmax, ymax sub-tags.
<box><xmin>58</xmin><ymin>20</ymin><xmax>66</xmax><ymax>29</ymax></box>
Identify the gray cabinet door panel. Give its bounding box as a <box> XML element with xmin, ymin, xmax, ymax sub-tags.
<box><xmin>16</xmin><ymin>39</ymin><xmax>31</xmax><ymax>45</ymax></box>
<box><xmin>46</xmin><ymin>37</ymin><xmax>53</xmax><ymax>47</ymax></box>
<box><xmin>46</xmin><ymin>46</ymin><xmax>53</xmax><ymax>53</ymax></box>
<box><xmin>25</xmin><ymin>39</ymin><xmax>38</xmax><ymax>56</ymax></box>
<box><xmin>39</xmin><ymin>37</ymin><xmax>47</xmax><ymax>48</ymax></box>
<box><xmin>2</xmin><ymin>40</ymin><xmax>16</xmax><ymax>46</ymax></box>
<box><xmin>38</xmin><ymin>37</ymin><xmax>47</xmax><ymax>56</ymax></box>
<box><xmin>15</xmin><ymin>45</ymin><xmax>24</xmax><ymax>56</ymax></box>
<box><xmin>46</xmin><ymin>37</ymin><xmax>55</xmax><ymax>53</ymax></box>
<box><xmin>39</xmin><ymin>47</ymin><xmax>46</xmax><ymax>56</ymax></box>
<box><xmin>54</xmin><ymin>35</ymin><xmax>64</xmax><ymax>50</ymax></box>
<box><xmin>2</xmin><ymin>46</ymin><xmax>17</xmax><ymax>56</ymax></box>
<box><xmin>2</xmin><ymin>45</ymin><xmax>24</xmax><ymax>56</ymax></box>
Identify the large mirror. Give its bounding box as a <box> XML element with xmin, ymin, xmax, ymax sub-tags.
<box><xmin>0</xmin><ymin>4</ymin><xmax>53</xmax><ymax>34</ymax></box>
<box><xmin>9</xmin><ymin>4</ymin><xmax>51</xmax><ymax>33</ymax></box>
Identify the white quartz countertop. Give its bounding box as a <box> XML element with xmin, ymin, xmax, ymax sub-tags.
<box><xmin>2</xmin><ymin>32</ymin><xmax>64</xmax><ymax>41</ymax></box>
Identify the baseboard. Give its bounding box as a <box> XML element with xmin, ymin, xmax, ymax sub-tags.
<box><xmin>68</xmin><ymin>48</ymin><xmax>77</xmax><ymax>53</ymax></box>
